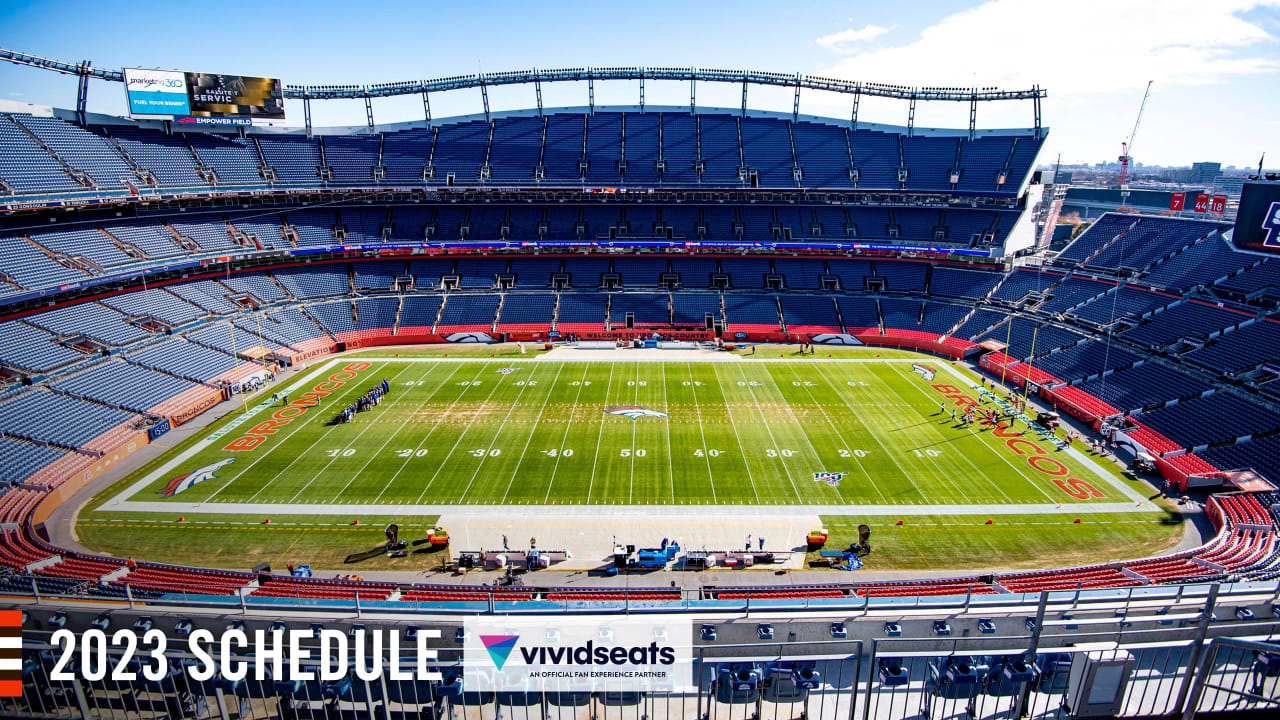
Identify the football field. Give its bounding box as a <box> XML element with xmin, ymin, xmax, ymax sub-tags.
<box><xmin>109</xmin><ymin>355</ymin><xmax>1138</xmax><ymax>510</ymax></box>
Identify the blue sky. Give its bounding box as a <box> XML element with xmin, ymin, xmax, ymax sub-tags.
<box><xmin>1</xmin><ymin>0</ymin><xmax>1277</xmax><ymax>168</ymax></box>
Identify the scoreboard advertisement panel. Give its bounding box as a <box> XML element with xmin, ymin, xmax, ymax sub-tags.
<box><xmin>1231</xmin><ymin>181</ymin><xmax>1280</xmax><ymax>254</ymax></box>
<box><xmin>124</xmin><ymin>69</ymin><xmax>285</xmax><ymax>121</ymax></box>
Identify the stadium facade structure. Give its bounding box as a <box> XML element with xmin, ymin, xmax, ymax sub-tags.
<box><xmin>1</xmin><ymin>56</ymin><xmax>1278</xmax><ymax>718</ymax></box>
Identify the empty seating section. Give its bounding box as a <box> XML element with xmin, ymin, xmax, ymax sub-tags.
<box><xmin>454</xmin><ymin>257</ymin><xmax>508</xmax><ymax>289</ymax></box>
<box><xmin>103</xmin><ymin>223</ymin><xmax>183</xmax><ymax>259</ymax></box>
<box><xmin>874</xmin><ymin>261</ymin><xmax>927</xmax><ymax>292</ymax></box>
<box><xmin>978</xmin><ymin>319</ymin><xmax>1082</xmax><ymax>360</ymax></box>
<box><xmin>184</xmin><ymin>133</ymin><xmax>262</xmax><ymax>185</ymax></box>
<box><xmin>929</xmin><ymin>267</ymin><xmax>1002</xmax><ymax>299</ymax></box>
<box><xmin>351</xmin><ymin>260</ymin><xmax>404</xmax><ymax>291</ymax></box>
<box><xmin>991</xmin><ymin>269</ymin><xmax>1058</xmax><ymax>303</ymax></box>
<box><xmin>380</xmin><ymin>128</ymin><xmax>434</xmax><ymax>182</ymax></box>
<box><xmin>438</xmin><ymin>294</ymin><xmax>499</xmax><ymax>329</ymax></box>
<box><xmin>260</xmin><ymin>307</ymin><xmax>326</xmax><ymax>346</ymax></box>
<box><xmin>722</xmin><ymin>258</ymin><xmax>771</xmax><ymax>289</ymax></box>
<box><xmin>1139</xmin><ymin>393</ymin><xmax>1280</xmax><ymax>449</ymax></box>
<box><xmin>1087</xmin><ymin>217</ymin><xmax>1219</xmax><ymax>272</ymax></box>
<box><xmin>105</xmin><ymin>126</ymin><xmax>203</xmax><ymax>186</ymax></box>
<box><xmin>0</xmin><ymin>321</ymin><xmax>84</xmax><ymax>373</ymax></box>
<box><xmin>307</xmin><ymin>301</ymin><xmax>356</xmax><ymax>336</ymax></box>
<box><xmin>555</xmin><ymin>294</ymin><xmax>606</xmax><ymax>330</ymax></box>
<box><xmin>187</xmin><ymin>321</ymin><xmax>282</xmax><ymax>357</ymax></box>
<box><xmin>167</xmin><ymin>279</ymin><xmax>240</xmax><ymax>315</ymax></box>
<box><xmin>0</xmin><ymin>235</ymin><xmax>88</xmax><ymax>293</ymax></box>
<box><xmin>773</xmin><ymin>259</ymin><xmax>826</xmax><ymax>290</ymax></box>
<box><xmin>27</xmin><ymin>303</ymin><xmax>149</xmax><ymax>346</ymax></box>
<box><xmin>511</xmin><ymin>258</ymin><xmax>561</xmax><ymax>288</ymax></box>
<box><xmin>1140</xmin><ymin>234</ymin><xmax>1255</xmax><ymax>291</ymax></box>
<box><xmin>1186</xmin><ymin>320</ymin><xmax>1280</xmax><ymax>374</ymax></box>
<box><xmin>565</xmin><ymin>258</ymin><xmax>610</xmax><ymax>288</ymax></box>
<box><xmin>1076</xmin><ymin>363</ymin><xmax>1212</xmax><ymax>413</ymax></box>
<box><xmin>1038</xmin><ymin>277</ymin><xmax>1112</xmax><ymax>315</ymax></box>
<box><xmin>487</xmin><ymin>116</ymin><xmax>542</xmax><ymax>184</ymax></box>
<box><xmin>498</xmin><ymin>294</ymin><xmax>556</xmax><ymax>330</ymax></box>
<box><xmin>1070</xmin><ymin>286</ymin><xmax>1177</xmax><ymax>326</ymax></box>
<box><xmin>0</xmin><ymin>436</ymin><xmax>69</xmax><ymax>483</ymax></box>
<box><xmin>221</xmin><ymin>271</ymin><xmax>286</xmax><ymax>303</ymax></box>
<box><xmin>28</xmin><ymin>227</ymin><xmax>132</xmax><ymax>269</ymax></box>
<box><xmin>433</xmin><ymin>122</ymin><xmax>489</xmax><ymax>181</ymax></box>
<box><xmin>0</xmin><ymin>115</ymin><xmax>89</xmax><ymax>193</ymax></box>
<box><xmin>128</xmin><ymin>337</ymin><xmax>241</xmax><ymax>382</ymax></box>
<box><xmin>170</xmin><ymin>219</ymin><xmax>240</xmax><ymax>253</ymax></box>
<box><xmin>11</xmin><ymin>114</ymin><xmax>135</xmax><ymax>190</ymax></box>
<box><xmin>1122</xmin><ymin>301</ymin><xmax>1246</xmax><ymax>348</ymax></box>
<box><xmin>879</xmin><ymin>298</ymin><xmax>920</xmax><ymax>330</ymax></box>
<box><xmin>0</xmin><ymin>390</ymin><xmax>135</xmax><ymax>448</ymax></box>
<box><xmin>409</xmin><ymin>259</ymin><xmax>453</xmax><ymax>289</ymax></box>
<box><xmin>1056</xmin><ymin>215</ymin><xmax>1135</xmax><ymax>265</ymax></box>
<box><xmin>671</xmin><ymin>257</ymin><xmax>717</xmax><ymax>288</ymax></box>
<box><xmin>1203</xmin><ymin>436</ymin><xmax>1280</xmax><ymax>476</ymax></box>
<box><xmin>322</xmin><ymin>135</ymin><xmax>379</xmax><ymax>184</ymax></box>
<box><xmin>1216</xmin><ymin>259</ymin><xmax>1280</xmax><ymax>301</ymax></box>
<box><xmin>101</xmin><ymin>288</ymin><xmax>203</xmax><ymax>326</ymax></box>
<box><xmin>724</xmin><ymin>295</ymin><xmax>780</xmax><ymax>330</ymax></box>
<box><xmin>671</xmin><ymin>294</ymin><xmax>721</xmax><ymax>326</ymax></box>
<box><xmin>0</xmin><ymin>112</ymin><xmax>1039</xmax><ymax>196</ymax></box>
<box><xmin>51</xmin><ymin>361</ymin><xmax>196</xmax><ymax>413</ymax></box>
<box><xmin>950</xmin><ymin>308</ymin><xmax>1008</xmax><ymax>340</ymax></box>
<box><xmin>780</xmin><ymin>296</ymin><xmax>840</xmax><ymax>331</ymax></box>
<box><xmin>616</xmin><ymin>257</ymin><xmax>668</xmax><ymax>287</ymax></box>
<box><xmin>273</xmin><ymin>265</ymin><xmax>349</xmax><ymax>299</ymax></box>
<box><xmin>1032</xmin><ymin>341</ymin><xmax>1140</xmax><ymax>383</ymax></box>
<box><xmin>739</xmin><ymin>117</ymin><xmax>795</xmax><ymax>187</ymax></box>
<box><xmin>609</xmin><ymin>293</ymin><xmax>669</xmax><ymax>326</ymax></box>
<box><xmin>284</xmin><ymin>209</ymin><xmax>337</xmax><ymax>247</ymax></box>
<box><xmin>918</xmin><ymin>303</ymin><xmax>972</xmax><ymax>336</ymax></box>
<box><xmin>837</xmin><ymin>297</ymin><xmax>880</xmax><ymax>331</ymax></box>
<box><xmin>256</xmin><ymin>135</ymin><xmax>321</xmax><ymax>183</ymax></box>
<box><xmin>398</xmin><ymin>296</ymin><xmax>442</xmax><ymax>332</ymax></box>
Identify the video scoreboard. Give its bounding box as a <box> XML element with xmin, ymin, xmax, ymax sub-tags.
<box><xmin>124</xmin><ymin>68</ymin><xmax>285</xmax><ymax>125</ymax></box>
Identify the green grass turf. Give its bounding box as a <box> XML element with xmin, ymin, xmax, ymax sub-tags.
<box><xmin>107</xmin><ymin>357</ymin><xmax>1131</xmax><ymax>507</ymax></box>
<box><xmin>75</xmin><ymin>513</ymin><xmax>445</xmax><ymax>571</ymax></box>
<box><xmin>807</xmin><ymin>511</ymin><xmax>1185</xmax><ymax>571</ymax></box>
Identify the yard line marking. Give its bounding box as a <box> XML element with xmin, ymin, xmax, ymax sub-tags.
<box><xmin>850</xmin><ymin>363</ymin><xmax>971</xmax><ymax>502</ymax></box>
<box><xmin>325</xmin><ymin>362</ymin><xmax>444</xmax><ymax>502</ymax></box>
<box><xmin>710</xmin><ymin>364</ymin><xmax>761</xmax><ymax>503</ymax></box>
<box><xmin>206</xmin><ymin>358</ymin><xmax>375</xmax><ymax>501</ymax></box>
<box><xmin>414</xmin><ymin>364</ymin><xmax>512</xmax><ymax>503</ymax></box>
<box><xmin>732</xmin><ymin>363</ymin><xmax>805</xmax><ymax>503</ymax></box>
<box><xmin>661</xmin><ymin>362</ymin><xmax>675</xmax><ymax>503</ymax></box>
<box><xmin>500</xmin><ymin>363</ymin><xmax>566</xmax><ymax>503</ymax></box>
<box><xmin>457</xmin><ymin>362</ymin><xmax>548</xmax><ymax>502</ymax></box>
<box><xmin>685</xmin><ymin>362</ymin><xmax>718</xmax><ymax>504</ymax></box>
<box><xmin>585</xmin><ymin>362</ymin><xmax>617</xmax><ymax>504</ymax></box>
<box><xmin>783</xmin><ymin>362</ymin><xmax>885</xmax><ymax>503</ymax></box>
<box><xmin>544</xmin><ymin>363</ymin><xmax>592</xmax><ymax>503</ymax></box>
<box><xmin>279</xmin><ymin>362</ymin><xmax>421</xmax><ymax>503</ymax></box>
<box><xmin>753</xmin><ymin>364</ymin><xmax>835</xmax><ymax>501</ymax></box>
<box><xmin>810</xmin><ymin>362</ymin><xmax>934</xmax><ymax>503</ymax></box>
<box><xmin>371</xmin><ymin>363</ymin><xmax>469</xmax><ymax>503</ymax></box>
<box><xmin>241</xmin><ymin>362</ymin><xmax>418</xmax><ymax>503</ymax></box>
<box><xmin>628</xmin><ymin>362</ymin><xmax>639</xmax><ymax>504</ymax></box>
<box><xmin>884</xmin><ymin>362</ymin><xmax>1025</xmax><ymax>503</ymax></box>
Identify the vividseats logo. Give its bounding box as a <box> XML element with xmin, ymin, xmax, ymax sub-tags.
<box><xmin>464</xmin><ymin>618</ymin><xmax>691</xmax><ymax>691</ymax></box>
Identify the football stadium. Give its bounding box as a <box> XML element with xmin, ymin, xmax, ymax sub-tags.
<box><xmin>1</xmin><ymin>4</ymin><xmax>1280</xmax><ymax>716</ymax></box>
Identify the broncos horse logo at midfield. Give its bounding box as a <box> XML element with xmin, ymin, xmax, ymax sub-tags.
<box><xmin>604</xmin><ymin>406</ymin><xmax>669</xmax><ymax>420</ymax></box>
<box><xmin>157</xmin><ymin>458</ymin><xmax>235</xmax><ymax>498</ymax></box>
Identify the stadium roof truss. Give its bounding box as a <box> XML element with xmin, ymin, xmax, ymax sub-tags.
<box><xmin>0</xmin><ymin>48</ymin><xmax>1046</xmax><ymax>139</ymax></box>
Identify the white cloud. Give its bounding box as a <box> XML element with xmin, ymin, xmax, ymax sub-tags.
<box><xmin>815</xmin><ymin>24</ymin><xmax>893</xmax><ymax>52</ymax></box>
<box><xmin>816</xmin><ymin>0</ymin><xmax>1280</xmax><ymax>94</ymax></box>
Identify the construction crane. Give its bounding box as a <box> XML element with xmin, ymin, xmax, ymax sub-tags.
<box><xmin>1118</xmin><ymin>81</ymin><xmax>1153</xmax><ymax>187</ymax></box>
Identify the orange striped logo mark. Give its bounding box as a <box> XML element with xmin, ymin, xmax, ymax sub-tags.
<box><xmin>0</xmin><ymin>610</ymin><xmax>20</xmax><ymax>696</ymax></box>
